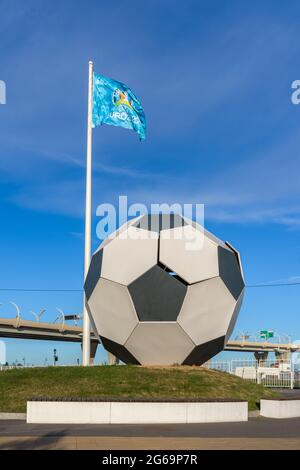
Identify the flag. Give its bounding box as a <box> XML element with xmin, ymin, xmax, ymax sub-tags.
<box><xmin>92</xmin><ymin>73</ymin><xmax>146</xmax><ymax>141</ymax></box>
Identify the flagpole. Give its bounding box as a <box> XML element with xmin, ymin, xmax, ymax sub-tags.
<box><xmin>82</xmin><ymin>60</ymin><xmax>93</xmax><ymax>366</ymax></box>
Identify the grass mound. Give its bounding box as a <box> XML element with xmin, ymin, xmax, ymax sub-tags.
<box><xmin>0</xmin><ymin>365</ymin><xmax>276</xmax><ymax>412</ymax></box>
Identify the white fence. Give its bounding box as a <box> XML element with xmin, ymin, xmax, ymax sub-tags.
<box><xmin>206</xmin><ymin>359</ymin><xmax>298</xmax><ymax>389</ymax></box>
<box><xmin>0</xmin><ymin>364</ymin><xmax>71</xmax><ymax>371</ymax></box>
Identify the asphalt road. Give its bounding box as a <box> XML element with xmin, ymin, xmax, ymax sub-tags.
<box><xmin>0</xmin><ymin>416</ymin><xmax>300</xmax><ymax>438</ymax></box>
<box><xmin>0</xmin><ymin>417</ymin><xmax>300</xmax><ymax>449</ymax></box>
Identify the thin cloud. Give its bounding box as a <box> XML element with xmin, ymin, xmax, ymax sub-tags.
<box><xmin>2</xmin><ymin>5</ymin><xmax>300</xmax><ymax>231</ymax></box>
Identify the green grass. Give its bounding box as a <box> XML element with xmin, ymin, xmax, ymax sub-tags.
<box><xmin>0</xmin><ymin>365</ymin><xmax>277</xmax><ymax>412</ymax></box>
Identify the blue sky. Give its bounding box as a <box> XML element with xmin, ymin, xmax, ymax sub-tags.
<box><xmin>1</xmin><ymin>0</ymin><xmax>300</xmax><ymax>365</ymax></box>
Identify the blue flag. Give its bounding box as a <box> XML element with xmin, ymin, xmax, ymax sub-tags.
<box><xmin>92</xmin><ymin>73</ymin><xmax>146</xmax><ymax>141</ymax></box>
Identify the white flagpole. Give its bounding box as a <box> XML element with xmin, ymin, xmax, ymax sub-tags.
<box><xmin>82</xmin><ymin>60</ymin><xmax>94</xmax><ymax>366</ymax></box>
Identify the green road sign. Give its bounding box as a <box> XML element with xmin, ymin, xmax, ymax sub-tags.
<box><xmin>260</xmin><ymin>330</ymin><xmax>274</xmax><ymax>339</ymax></box>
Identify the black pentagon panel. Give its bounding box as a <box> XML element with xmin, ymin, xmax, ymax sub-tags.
<box><xmin>225</xmin><ymin>290</ymin><xmax>244</xmax><ymax>342</ymax></box>
<box><xmin>84</xmin><ymin>249</ymin><xmax>103</xmax><ymax>301</ymax></box>
<box><xmin>128</xmin><ymin>265</ymin><xmax>187</xmax><ymax>321</ymax></box>
<box><xmin>100</xmin><ymin>336</ymin><xmax>140</xmax><ymax>365</ymax></box>
<box><xmin>183</xmin><ymin>336</ymin><xmax>225</xmax><ymax>366</ymax></box>
<box><xmin>134</xmin><ymin>214</ymin><xmax>187</xmax><ymax>233</ymax></box>
<box><xmin>218</xmin><ymin>246</ymin><xmax>245</xmax><ymax>300</ymax></box>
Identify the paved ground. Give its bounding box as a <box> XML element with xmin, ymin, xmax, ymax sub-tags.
<box><xmin>2</xmin><ymin>436</ymin><xmax>300</xmax><ymax>449</ymax></box>
<box><xmin>275</xmin><ymin>389</ymin><xmax>300</xmax><ymax>398</ymax></box>
<box><xmin>0</xmin><ymin>417</ymin><xmax>300</xmax><ymax>449</ymax></box>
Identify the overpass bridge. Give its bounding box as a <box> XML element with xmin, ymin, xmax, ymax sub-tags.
<box><xmin>0</xmin><ymin>316</ymin><xmax>94</xmax><ymax>343</ymax></box>
<box><xmin>224</xmin><ymin>339</ymin><xmax>300</xmax><ymax>361</ymax></box>
<box><xmin>0</xmin><ymin>317</ymin><xmax>99</xmax><ymax>363</ymax></box>
<box><xmin>0</xmin><ymin>316</ymin><xmax>299</xmax><ymax>362</ymax></box>
<box><xmin>225</xmin><ymin>339</ymin><xmax>300</xmax><ymax>353</ymax></box>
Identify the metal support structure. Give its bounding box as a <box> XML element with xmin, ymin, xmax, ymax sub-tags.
<box><xmin>107</xmin><ymin>352</ymin><xmax>119</xmax><ymax>365</ymax></box>
<box><xmin>275</xmin><ymin>350</ymin><xmax>291</xmax><ymax>362</ymax></box>
<box><xmin>10</xmin><ymin>302</ymin><xmax>21</xmax><ymax>328</ymax></box>
<box><xmin>90</xmin><ymin>341</ymin><xmax>98</xmax><ymax>365</ymax></box>
<box><xmin>254</xmin><ymin>351</ymin><xmax>269</xmax><ymax>362</ymax></box>
<box><xmin>30</xmin><ymin>309</ymin><xmax>46</xmax><ymax>322</ymax></box>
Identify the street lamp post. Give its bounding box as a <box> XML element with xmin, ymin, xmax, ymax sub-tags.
<box><xmin>53</xmin><ymin>349</ymin><xmax>58</xmax><ymax>366</ymax></box>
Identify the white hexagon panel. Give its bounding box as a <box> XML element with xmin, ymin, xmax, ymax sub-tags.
<box><xmin>84</xmin><ymin>214</ymin><xmax>245</xmax><ymax>365</ymax></box>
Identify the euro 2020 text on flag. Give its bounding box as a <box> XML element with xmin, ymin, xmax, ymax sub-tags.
<box><xmin>92</xmin><ymin>73</ymin><xmax>146</xmax><ymax>141</ymax></box>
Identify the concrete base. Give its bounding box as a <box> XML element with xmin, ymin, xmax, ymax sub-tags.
<box><xmin>0</xmin><ymin>413</ymin><xmax>26</xmax><ymax>420</ymax></box>
<box><xmin>27</xmin><ymin>400</ymin><xmax>248</xmax><ymax>424</ymax></box>
<box><xmin>261</xmin><ymin>399</ymin><xmax>300</xmax><ymax>419</ymax></box>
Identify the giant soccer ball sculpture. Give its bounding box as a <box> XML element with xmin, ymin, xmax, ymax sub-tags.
<box><xmin>84</xmin><ymin>214</ymin><xmax>245</xmax><ymax>365</ymax></box>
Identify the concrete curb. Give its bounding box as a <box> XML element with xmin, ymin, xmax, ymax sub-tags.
<box><xmin>0</xmin><ymin>413</ymin><xmax>26</xmax><ymax>420</ymax></box>
<box><xmin>27</xmin><ymin>400</ymin><xmax>248</xmax><ymax>424</ymax></box>
<box><xmin>29</xmin><ymin>397</ymin><xmax>247</xmax><ymax>403</ymax></box>
<box><xmin>261</xmin><ymin>399</ymin><xmax>300</xmax><ymax>419</ymax></box>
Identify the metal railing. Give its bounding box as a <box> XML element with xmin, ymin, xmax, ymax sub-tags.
<box><xmin>206</xmin><ymin>359</ymin><xmax>297</xmax><ymax>389</ymax></box>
